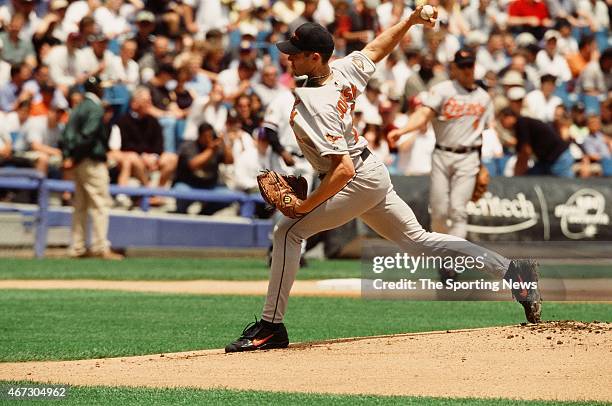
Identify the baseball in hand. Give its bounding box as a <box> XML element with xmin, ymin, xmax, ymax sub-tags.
<box><xmin>420</xmin><ymin>5</ymin><xmax>435</xmax><ymax>20</ymax></box>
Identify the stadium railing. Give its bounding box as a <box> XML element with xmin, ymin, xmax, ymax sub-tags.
<box><xmin>0</xmin><ymin>168</ymin><xmax>266</xmax><ymax>258</ymax></box>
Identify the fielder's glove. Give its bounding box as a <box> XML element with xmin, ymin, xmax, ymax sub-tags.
<box><xmin>257</xmin><ymin>170</ymin><xmax>308</xmax><ymax>218</ymax></box>
<box><xmin>471</xmin><ymin>164</ymin><xmax>489</xmax><ymax>202</ymax></box>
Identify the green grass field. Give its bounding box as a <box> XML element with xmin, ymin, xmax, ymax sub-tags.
<box><xmin>0</xmin><ymin>258</ymin><xmax>609</xmax><ymax>280</ymax></box>
<box><xmin>1</xmin><ymin>289</ymin><xmax>611</xmax><ymax>362</ymax></box>
<box><xmin>1</xmin><ymin>258</ymin><xmax>610</xmax><ymax>405</ymax></box>
<box><xmin>1</xmin><ymin>382</ymin><xmax>607</xmax><ymax>406</ymax></box>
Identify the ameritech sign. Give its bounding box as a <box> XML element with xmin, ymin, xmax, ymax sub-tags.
<box><xmin>466</xmin><ymin>192</ymin><xmax>538</xmax><ymax>234</ymax></box>
<box><xmin>389</xmin><ymin>176</ymin><xmax>612</xmax><ymax>242</ymax></box>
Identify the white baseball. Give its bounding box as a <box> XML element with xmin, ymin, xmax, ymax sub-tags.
<box><xmin>420</xmin><ymin>5</ymin><xmax>435</xmax><ymax>20</ymax></box>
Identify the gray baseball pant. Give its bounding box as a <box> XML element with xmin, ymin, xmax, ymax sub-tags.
<box><xmin>262</xmin><ymin>154</ymin><xmax>510</xmax><ymax>323</ymax></box>
<box><xmin>429</xmin><ymin>149</ymin><xmax>480</xmax><ymax>239</ymax></box>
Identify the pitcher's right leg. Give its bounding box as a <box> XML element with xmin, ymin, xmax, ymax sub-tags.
<box><xmin>360</xmin><ymin>187</ymin><xmax>541</xmax><ymax>323</ymax></box>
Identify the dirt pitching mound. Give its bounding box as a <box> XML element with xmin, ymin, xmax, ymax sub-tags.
<box><xmin>0</xmin><ymin>321</ymin><xmax>610</xmax><ymax>402</ymax></box>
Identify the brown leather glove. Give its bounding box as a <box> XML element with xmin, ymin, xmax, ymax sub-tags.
<box><xmin>471</xmin><ymin>164</ymin><xmax>489</xmax><ymax>202</ymax></box>
<box><xmin>257</xmin><ymin>170</ymin><xmax>308</xmax><ymax>218</ymax></box>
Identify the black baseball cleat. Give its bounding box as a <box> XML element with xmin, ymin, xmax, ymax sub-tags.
<box><xmin>504</xmin><ymin>259</ymin><xmax>542</xmax><ymax>323</ymax></box>
<box><xmin>225</xmin><ymin>318</ymin><xmax>289</xmax><ymax>353</ymax></box>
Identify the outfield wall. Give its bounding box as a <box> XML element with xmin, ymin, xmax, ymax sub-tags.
<box><xmin>325</xmin><ymin>176</ymin><xmax>612</xmax><ymax>258</ymax></box>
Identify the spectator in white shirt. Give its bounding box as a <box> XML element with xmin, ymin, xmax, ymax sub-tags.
<box><xmin>232</xmin><ymin>127</ymin><xmax>272</xmax><ymax>193</ymax></box>
<box><xmin>217</xmin><ymin>60</ymin><xmax>258</xmax><ymax>103</ymax></box>
<box><xmin>536</xmin><ymin>30</ymin><xmax>572</xmax><ymax>82</ymax></box>
<box><xmin>253</xmin><ymin>65</ymin><xmax>284</xmax><ymax>108</ymax></box>
<box><xmin>77</xmin><ymin>32</ymin><xmax>123</xmax><ymax>83</ymax></box>
<box><xmin>355</xmin><ymin>79</ymin><xmax>383</xmax><ymax>128</ymax></box>
<box><xmin>272</xmin><ymin>0</ymin><xmax>305</xmax><ymax>25</ymax></box>
<box><xmin>44</xmin><ymin>32</ymin><xmax>85</xmax><ymax>94</ymax></box>
<box><xmin>23</xmin><ymin>107</ymin><xmax>64</xmax><ymax>176</ymax></box>
<box><xmin>524</xmin><ymin>74</ymin><xmax>563</xmax><ymax>122</ymax></box>
<box><xmin>476</xmin><ymin>31</ymin><xmax>508</xmax><ymax>76</ymax></box>
<box><xmin>93</xmin><ymin>0</ymin><xmax>131</xmax><ymax>39</ymax></box>
<box><xmin>555</xmin><ymin>18</ymin><xmax>578</xmax><ymax>56</ymax></box>
<box><xmin>396</xmin><ymin>122</ymin><xmax>435</xmax><ymax>175</ymax></box>
<box><xmin>375</xmin><ymin>50</ymin><xmax>412</xmax><ymax>96</ymax></box>
<box><xmin>184</xmin><ymin>83</ymin><xmax>228</xmax><ymax>141</ymax></box>
<box><xmin>577</xmin><ymin>0</ymin><xmax>610</xmax><ymax>45</ymax></box>
<box><xmin>116</xmin><ymin>39</ymin><xmax>140</xmax><ymax>91</ymax></box>
<box><xmin>363</xmin><ymin>113</ymin><xmax>392</xmax><ymax>166</ymax></box>
<box><xmin>428</xmin><ymin>22</ymin><xmax>460</xmax><ymax>66</ymax></box>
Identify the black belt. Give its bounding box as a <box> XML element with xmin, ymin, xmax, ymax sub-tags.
<box><xmin>435</xmin><ymin>144</ymin><xmax>481</xmax><ymax>154</ymax></box>
<box><xmin>318</xmin><ymin>148</ymin><xmax>371</xmax><ymax>180</ymax></box>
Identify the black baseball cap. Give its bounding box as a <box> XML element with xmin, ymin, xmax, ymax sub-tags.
<box><xmin>276</xmin><ymin>22</ymin><xmax>334</xmax><ymax>55</ymax></box>
<box><xmin>453</xmin><ymin>49</ymin><xmax>476</xmax><ymax>67</ymax></box>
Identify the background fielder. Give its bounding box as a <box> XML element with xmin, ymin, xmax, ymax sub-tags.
<box><xmin>390</xmin><ymin>48</ymin><xmax>492</xmax><ymax>239</ymax></box>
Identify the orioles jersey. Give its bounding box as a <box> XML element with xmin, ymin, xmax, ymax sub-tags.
<box><xmin>423</xmin><ymin>80</ymin><xmax>493</xmax><ymax>148</ymax></box>
<box><xmin>289</xmin><ymin>51</ymin><xmax>375</xmax><ymax>174</ymax></box>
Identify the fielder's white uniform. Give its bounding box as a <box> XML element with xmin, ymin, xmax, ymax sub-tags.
<box><xmin>263</xmin><ymin>89</ymin><xmax>314</xmax><ymax>183</ymax></box>
<box><xmin>263</xmin><ymin>52</ymin><xmax>510</xmax><ymax>323</ymax></box>
<box><xmin>422</xmin><ymin>80</ymin><xmax>493</xmax><ymax>239</ymax></box>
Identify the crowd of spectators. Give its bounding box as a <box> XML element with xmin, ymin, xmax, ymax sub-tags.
<box><xmin>0</xmin><ymin>0</ymin><xmax>610</xmax><ymax>214</ymax></box>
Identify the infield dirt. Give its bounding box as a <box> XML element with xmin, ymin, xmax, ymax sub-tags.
<box><xmin>1</xmin><ymin>321</ymin><xmax>610</xmax><ymax>402</ymax></box>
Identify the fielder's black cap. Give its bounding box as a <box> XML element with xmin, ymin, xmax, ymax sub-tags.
<box><xmin>453</xmin><ymin>48</ymin><xmax>476</xmax><ymax>67</ymax></box>
<box><xmin>276</xmin><ymin>22</ymin><xmax>334</xmax><ymax>55</ymax></box>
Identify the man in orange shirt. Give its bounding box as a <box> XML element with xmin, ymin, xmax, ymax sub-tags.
<box><xmin>566</xmin><ymin>34</ymin><xmax>596</xmax><ymax>78</ymax></box>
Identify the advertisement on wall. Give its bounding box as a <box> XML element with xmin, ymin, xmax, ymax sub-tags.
<box><xmin>392</xmin><ymin>176</ymin><xmax>612</xmax><ymax>242</ymax></box>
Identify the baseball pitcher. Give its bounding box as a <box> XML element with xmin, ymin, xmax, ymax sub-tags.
<box><xmin>226</xmin><ymin>10</ymin><xmax>541</xmax><ymax>353</ymax></box>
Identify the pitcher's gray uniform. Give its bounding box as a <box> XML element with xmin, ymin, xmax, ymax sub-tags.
<box><xmin>423</xmin><ymin>79</ymin><xmax>493</xmax><ymax>238</ymax></box>
<box><xmin>263</xmin><ymin>51</ymin><xmax>509</xmax><ymax>323</ymax></box>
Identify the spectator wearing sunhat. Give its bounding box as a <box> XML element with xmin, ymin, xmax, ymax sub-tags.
<box><xmin>132</xmin><ymin>10</ymin><xmax>156</xmax><ymax>60</ymax></box>
<box><xmin>507</xmin><ymin>86</ymin><xmax>528</xmax><ymax>116</ymax></box>
<box><xmin>536</xmin><ymin>30</ymin><xmax>572</xmax><ymax>82</ymax></box>
<box><xmin>515</xmin><ymin>32</ymin><xmax>538</xmax><ymax>49</ymax></box>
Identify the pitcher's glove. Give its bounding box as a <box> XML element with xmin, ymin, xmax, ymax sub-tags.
<box><xmin>257</xmin><ymin>170</ymin><xmax>308</xmax><ymax>218</ymax></box>
<box><xmin>471</xmin><ymin>164</ymin><xmax>489</xmax><ymax>202</ymax></box>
